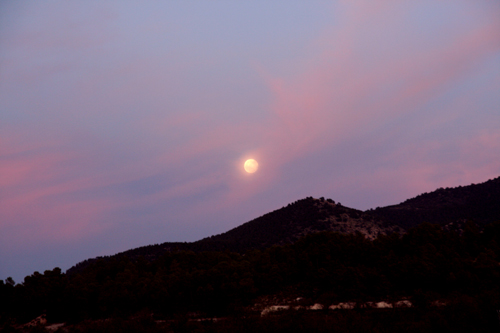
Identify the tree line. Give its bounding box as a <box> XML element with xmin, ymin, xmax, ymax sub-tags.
<box><xmin>2</xmin><ymin>221</ymin><xmax>500</xmax><ymax>332</ymax></box>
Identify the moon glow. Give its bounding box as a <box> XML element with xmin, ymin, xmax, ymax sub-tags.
<box><xmin>244</xmin><ymin>159</ymin><xmax>259</xmax><ymax>173</ymax></box>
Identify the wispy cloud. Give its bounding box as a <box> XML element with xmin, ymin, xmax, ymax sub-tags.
<box><xmin>1</xmin><ymin>1</ymin><xmax>499</xmax><ymax>281</ymax></box>
<box><xmin>253</xmin><ymin>1</ymin><xmax>500</xmax><ymax>197</ymax></box>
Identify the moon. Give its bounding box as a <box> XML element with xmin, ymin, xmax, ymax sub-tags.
<box><xmin>244</xmin><ymin>159</ymin><xmax>259</xmax><ymax>173</ymax></box>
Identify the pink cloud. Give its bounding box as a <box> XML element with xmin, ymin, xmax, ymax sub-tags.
<box><xmin>2</xmin><ymin>1</ymin><xmax>499</xmax><ymax>254</ymax></box>
<box><xmin>1</xmin><ymin>197</ymin><xmax>113</xmax><ymax>244</ymax></box>
<box><xmin>0</xmin><ymin>130</ymin><xmax>154</xmax><ymax>243</ymax></box>
<box><xmin>255</xmin><ymin>1</ymin><xmax>500</xmax><ymax>172</ymax></box>
<box><xmin>157</xmin><ymin>1</ymin><xmax>500</xmax><ymax>212</ymax></box>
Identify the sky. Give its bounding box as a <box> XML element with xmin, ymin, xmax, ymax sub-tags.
<box><xmin>1</xmin><ymin>1</ymin><xmax>500</xmax><ymax>283</ymax></box>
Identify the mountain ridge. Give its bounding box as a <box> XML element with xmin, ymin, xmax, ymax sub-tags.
<box><xmin>67</xmin><ymin>176</ymin><xmax>500</xmax><ymax>274</ymax></box>
<box><xmin>370</xmin><ymin>176</ymin><xmax>500</xmax><ymax>229</ymax></box>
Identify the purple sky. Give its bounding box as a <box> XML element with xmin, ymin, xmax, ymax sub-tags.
<box><xmin>1</xmin><ymin>1</ymin><xmax>500</xmax><ymax>283</ymax></box>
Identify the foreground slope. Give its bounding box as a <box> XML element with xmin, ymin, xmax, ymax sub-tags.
<box><xmin>6</xmin><ymin>221</ymin><xmax>500</xmax><ymax>332</ymax></box>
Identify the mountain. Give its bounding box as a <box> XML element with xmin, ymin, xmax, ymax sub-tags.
<box><xmin>69</xmin><ymin>197</ymin><xmax>401</xmax><ymax>274</ymax></box>
<box><xmin>175</xmin><ymin>197</ymin><xmax>402</xmax><ymax>251</ymax></box>
<box><xmin>8</xmin><ymin>176</ymin><xmax>500</xmax><ymax>331</ymax></box>
<box><xmin>369</xmin><ymin>176</ymin><xmax>500</xmax><ymax>229</ymax></box>
<box><xmin>68</xmin><ymin>176</ymin><xmax>500</xmax><ymax>274</ymax></box>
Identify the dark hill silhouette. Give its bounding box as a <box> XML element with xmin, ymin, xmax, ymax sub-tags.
<box><xmin>68</xmin><ymin>197</ymin><xmax>401</xmax><ymax>274</ymax></box>
<box><xmin>68</xmin><ymin>176</ymin><xmax>500</xmax><ymax>274</ymax></box>
<box><xmin>368</xmin><ymin>176</ymin><xmax>500</xmax><ymax>229</ymax></box>
<box><xmin>189</xmin><ymin>197</ymin><xmax>401</xmax><ymax>251</ymax></box>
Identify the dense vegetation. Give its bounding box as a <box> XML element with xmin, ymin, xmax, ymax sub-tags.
<box><xmin>371</xmin><ymin>177</ymin><xmax>500</xmax><ymax>229</ymax></box>
<box><xmin>68</xmin><ymin>177</ymin><xmax>500</xmax><ymax>275</ymax></box>
<box><xmin>68</xmin><ymin>197</ymin><xmax>398</xmax><ymax>275</ymax></box>
<box><xmin>2</xmin><ymin>221</ymin><xmax>500</xmax><ymax>332</ymax></box>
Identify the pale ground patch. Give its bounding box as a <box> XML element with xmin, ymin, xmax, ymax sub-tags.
<box><xmin>46</xmin><ymin>323</ymin><xmax>65</xmax><ymax>331</ymax></box>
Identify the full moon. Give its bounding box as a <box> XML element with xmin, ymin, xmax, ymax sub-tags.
<box><xmin>244</xmin><ymin>159</ymin><xmax>259</xmax><ymax>173</ymax></box>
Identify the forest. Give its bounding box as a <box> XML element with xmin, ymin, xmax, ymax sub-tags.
<box><xmin>68</xmin><ymin>177</ymin><xmax>500</xmax><ymax>275</ymax></box>
<box><xmin>2</xmin><ymin>221</ymin><xmax>500</xmax><ymax>332</ymax></box>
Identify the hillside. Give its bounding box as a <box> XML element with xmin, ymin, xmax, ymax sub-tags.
<box><xmin>187</xmin><ymin>197</ymin><xmax>402</xmax><ymax>250</ymax></box>
<box><xmin>5</xmin><ymin>176</ymin><xmax>500</xmax><ymax>332</ymax></box>
<box><xmin>369</xmin><ymin>176</ymin><xmax>500</xmax><ymax>229</ymax></box>
<box><xmin>5</xmin><ymin>221</ymin><xmax>500</xmax><ymax>332</ymax></box>
<box><xmin>69</xmin><ymin>197</ymin><xmax>401</xmax><ymax>273</ymax></box>
<box><xmin>69</xmin><ymin>177</ymin><xmax>500</xmax><ymax>274</ymax></box>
